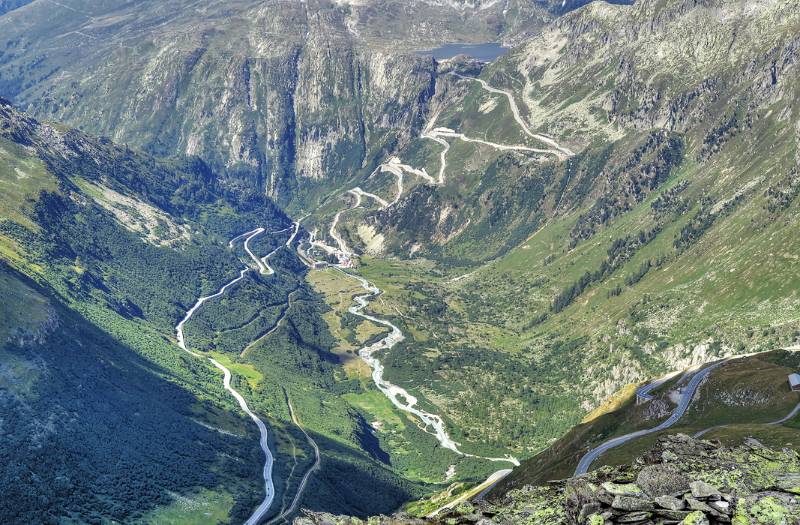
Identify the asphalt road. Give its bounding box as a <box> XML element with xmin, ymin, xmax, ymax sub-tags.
<box><xmin>176</xmin><ymin>228</ymin><xmax>281</xmax><ymax>525</ymax></box>
<box><xmin>575</xmin><ymin>361</ymin><xmax>725</xmax><ymax>475</ymax></box>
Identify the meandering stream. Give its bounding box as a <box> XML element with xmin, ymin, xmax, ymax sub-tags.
<box><xmin>341</xmin><ymin>269</ymin><xmax>519</xmax><ymax>466</ymax></box>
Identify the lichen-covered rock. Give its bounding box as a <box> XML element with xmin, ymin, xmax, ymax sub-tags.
<box><xmin>691</xmin><ymin>481</ymin><xmax>722</xmax><ymax>499</ymax></box>
<box><xmin>600</xmin><ymin>483</ymin><xmax>644</xmax><ymax>498</ymax></box>
<box><xmin>654</xmin><ymin>495</ymin><xmax>686</xmax><ymax>511</ymax></box>
<box><xmin>681</xmin><ymin>510</ymin><xmax>710</xmax><ymax>525</ymax></box>
<box><xmin>733</xmin><ymin>493</ymin><xmax>798</xmax><ymax>525</ymax></box>
<box><xmin>656</xmin><ymin>509</ymin><xmax>693</xmax><ymax>521</ymax></box>
<box><xmin>637</xmin><ymin>464</ymin><xmax>691</xmax><ymax>497</ymax></box>
<box><xmin>613</xmin><ymin>510</ymin><xmax>651</xmax><ymax>522</ymax></box>
<box><xmin>296</xmin><ymin>436</ymin><xmax>800</xmax><ymax>525</ymax></box>
<box><xmin>773</xmin><ymin>473</ymin><xmax>800</xmax><ymax>495</ymax></box>
<box><xmin>610</xmin><ymin>495</ymin><xmax>653</xmax><ymax>512</ymax></box>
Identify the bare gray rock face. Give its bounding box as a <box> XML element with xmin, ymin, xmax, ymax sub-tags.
<box><xmin>690</xmin><ymin>481</ymin><xmax>722</xmax><ymax>500</ymax></box>
<box><xmin>636</xmin><ymin>465</ymin><xmax>690</xmax><ymax>497</ymax></box>
<box><xmin>0</xmin><ymin>1</ymin><xmax>441</xmax><ymax>204</ymax></box>
<box><xmin>653</xmin><ymin>495</ymin><xmax>685</xmax><ymax>511</ymax></box>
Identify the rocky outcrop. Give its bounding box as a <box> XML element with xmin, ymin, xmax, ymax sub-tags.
<box><xmin>0</xmin><ymin>0</ymin><xmax>643</xmax><ymax>205</ymax></box>
<box><xmin>564</xmin><ymin>435</ymin><xmax>800</xmax><ymax>524</ymax></box>
<box><xmin>295</xmin><ymin>435</ymin><xmax>800</xmax><ymax>525</ymax></box>
<box><xmin>6</xmin><ymin>307</ymin><xmax>59</xmax><ymax>348</ymax></box>
<box><xmin>510</xmin><ymin>0</ymin><xmax>800</xmax><ymax>150</ymax></box>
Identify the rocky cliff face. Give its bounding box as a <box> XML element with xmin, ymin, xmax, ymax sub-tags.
<box><xmin>0</xmin><ymin>0</ymin><xmax>442</xmax><ymax>204</ymax></box>
<box><xmin>365</xmin><ymin>0</ymin><xmax>800</xmax><ymax>266</ymax></box>
<box><xmin>0</xmin><ymin>0</ymin><xmax>634</xmax><ymax>205</ymax></box>
<box><xmin>506</xmin><ymin>0</ymin><xmax>800</xmax><ymax>149</ymax></box>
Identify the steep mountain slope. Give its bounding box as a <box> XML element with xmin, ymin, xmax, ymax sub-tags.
<box><xmin>0</xmin><ymin>0</ymin><xmax>628</xmax><ymax>206</ymax></box>
<box><xmin>0</xmin><ymin>264</ymin><xmax>265</xmax><ymax>524</ymax></box>
<box><xmin>499</xmin><ymin>350</ymin><xmax>800</xmax><ymax>491</ymax></box>
<box><xmin>0</xmin><ymin>100</ymin><xmax>447</xmax><ymax>522</ymax></box>
<box><xmin>3</xmin><ymin>0</ymin><xmax>800</xmax><ymax>521</ymax></box>
<box><xmin>0</xmin><ymin>99</ymin><xmax>288</xmax><ymax>523</ymax></box>
<box><xmin>365</xmin><ymin>0</ymin><xmax>800</xmax><ymax>261</ymax></box>
<box><xmin>0</xmin><ymin>0</ymin><xmax>437</xmax><ymax>204</ymax></box>
<box><xmin>293</xmin><ymin>0</ymin><xmax>800</xmax><ymax>466</ymax></box>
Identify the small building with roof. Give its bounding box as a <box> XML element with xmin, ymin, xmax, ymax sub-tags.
<box><xmin>789</xmin><ymin>373</ymin><xmax>800</xmax><ymax>391</ymax></box>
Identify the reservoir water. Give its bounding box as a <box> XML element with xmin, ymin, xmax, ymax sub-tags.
<box><xmin>418</xmin><ymin>42</ymin><xmax>509</xmax><ymax>62</ymax></box>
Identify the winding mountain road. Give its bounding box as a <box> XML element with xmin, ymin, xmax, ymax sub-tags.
<box><xmin>214</xmin><ymin>357</ymin><xmax>276</xmax><ymax>525</ymax></box>
<box><xmin>286</xmin><ymin>220</ymin><xmax>302</xmax><ymax>248</ymax></box>
<box><xmin>240</xmin><ymin>289</ymin><xmax>300</xmax><ymax>358</ymax></box>
<box><xmin>378</xmin><ymin>156</ymin><xmax>438</xmax><ymax>205</ymax></box>
<box><xmin>427</xmin><ymin>468</ymin><xmax>513</xmax><ymax>518</ymax></box>
<box><xmin>770</xmin><ymin>401</ymin><xmax>800</xmax><ymax>425</ymax></box>
<box><xmin>317</xmin><ymin>191</ymin><xmax>366</xmax><ymax>265</ymax></box>
<box><xmin>306</xmin><ymin>229</ymin><xmax>332</xmax><ymax>255</ymax></box>
<box><xmin>350</xmin><ymin>187</ymin><xmax>389</xmax><ymax>209</ymax></box>
<box><xmin>371</xmin><ymin>72</ymin><xmax>572</xmax><ymax>202</ymax></box>
<box><xmin>229</xmin><ymin>228</ymin><xmax>264</xmax><ymax>249</ymax></box>
<box><xmin>170</xmin><ymin>56</ymin><xmax>580</xmax><ymax>525</ymax></box>
<box><xmin>176</xmin><ymin>226</ymin><xmax>301</xmax><ymax>525</ymax></box>
<box><xmin>694</xmin><ymin>397</ymin><xmax>800</xmax><ymax>439</ymax></box>
<box><xmin>242</xmin><ymin>227</ymin><xmax>295</xmax><ymax>276</ymax></box>
<box><xmin>287</xmin><ymin>65</ymin><xmax>583</xmax><ymax>511</ymax></box>
<box><xmin>329</xmin><ymin>208</ymin><xmax>352</xmax><ymax>257</ymax></box>
<box><xmin>575</xmin><ymin>361</ymin><xmax>725</xmax><ymax>475</ymax></box>
<box><xmin>420</xmin><ymin>115</ymin><xmax>451</xmax><ymax>184</ymax></box>
<box><xmin>449</xmin><ymin>72</ymin><xmax>574</xmax><ymax>159</ymax></box>
<box><xmin>431</xmin><ymin>126</ymin><xmax>558</xmax><ymax>156</ymax></box>
<box><xmin>635</xmin><ymin>370</ymin><xmax>681</xmax><ymax>402</ymax></box>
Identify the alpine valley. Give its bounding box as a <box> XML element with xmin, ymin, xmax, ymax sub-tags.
<box><xmin>1</xmin><ymin>0</ymin><xmax>799</xmax><ymax>524</ymax></box>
